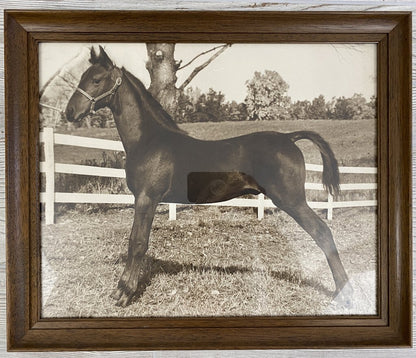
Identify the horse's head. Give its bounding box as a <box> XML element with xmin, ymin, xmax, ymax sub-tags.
<box><xmin>65</xmin><ymin>46</ymin><xmax>122</xmax><ymax>123</ymax></box>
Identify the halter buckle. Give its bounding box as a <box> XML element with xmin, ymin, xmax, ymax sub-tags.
<box><xmin>90</xmin><ymin>100</ymin><xmax>96</xmax><ymax>114</ymax></box>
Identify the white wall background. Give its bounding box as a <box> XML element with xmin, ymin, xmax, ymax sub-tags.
<box><xmin>0</xmin><ymin>1</ymin><xmax>414</xmax><ymax>357</ymax></box>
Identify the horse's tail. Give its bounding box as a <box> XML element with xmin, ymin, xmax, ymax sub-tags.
<box><xmin>288</xmin><ymin>131</ymin><xmax>340</xmax><ymax>196</ymax></box>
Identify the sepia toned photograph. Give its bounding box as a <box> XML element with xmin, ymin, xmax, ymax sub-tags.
<box><xmin>39</xmin><ymin>42</ymin><xmax>378</xmax><ymax>318</ymax></box>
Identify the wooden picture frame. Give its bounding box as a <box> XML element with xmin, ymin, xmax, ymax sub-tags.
<box><xmin>5</xmin><ymin>10</ymin><xmax>411</xmax><ymax>350</ymax></box>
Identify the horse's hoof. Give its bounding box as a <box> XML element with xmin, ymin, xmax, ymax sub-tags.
<box><xmin>110</xmin><ymin>288</ymin><xmax>123</xmax><ymax>301</ymax></box>
<box><xmin>115</xmin><ymin>293</ymin><xmax>133</xmax><ymax>308</ymax></box>
<box><xmin>111</xmin><ymin>285</ymin><xmax>136</xmax><ymax>307</ymax></box>
<box><xmin>333</xmin><ymin>281</ymin><xmax>354</xmax><ymax>308</ymax></box>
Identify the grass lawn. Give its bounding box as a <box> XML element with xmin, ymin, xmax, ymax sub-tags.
<box><xmin>41</xmin><ymin>205</ymin><xmax>377</xmax><ymax>318</ymax></box>
<box><xmin>54</xmin><ymin>119</ymin><xmax>376</xmax><ymax>167</ymax></box>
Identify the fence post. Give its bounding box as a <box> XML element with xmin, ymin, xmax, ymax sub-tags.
<box><xmin>168</xmin><ymin>203</ymin><xmax>177</xmax><ymax>220</ymax></box>
<box><xmin>327</xmin><ymin>193</ymin><xmax>333</xmax><ymax>221</ymax></box>
<box><xmin>44</xmin><ymin>127</ymin><xmax>55</xmax><ymax>225</ymax></box>
<box><xmin>257</xmin><ymin>194</ymin><xmax>265</xmax><ymax>220</ymax></box>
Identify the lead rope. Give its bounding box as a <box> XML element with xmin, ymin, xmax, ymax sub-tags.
<box><xmin>76</xmin><ymin>77</ymin><xmax>122</xmax><ymax>114</ymax></box>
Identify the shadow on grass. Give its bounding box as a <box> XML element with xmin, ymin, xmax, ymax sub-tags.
<box><xmin>116</xmin><ymin>255</ymin><xmax>333</xmax><ymax>304</ymax></box>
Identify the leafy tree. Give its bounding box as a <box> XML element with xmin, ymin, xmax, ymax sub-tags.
<box><xmin>245</xmin><ymin>70</ymin><xmax>291</xmax><ymax>121</ymax></box>
<box><xmin>348</xmin><ymin>93</ymin><xmax>370</xmax><ymax>119</ymax></box>
<box><xmin>236</xmin><ymin>102</ymin><xmax>248</xmax><ymax>121</ymax></box>
<box><xmin>173</xmin><ymin>89</ymin><xmax>194</xmax><ymax>123</ymax></box>
<box><xmin>205</xmin><ymin>88</ymin><xmax>227</xmax><ymax>121</ymax></box>
<box><xmin>226</xmin><ymin>101</ymin><xmax>248</xmax><ymax>121</ymax></box>
<box><xmin>333</xmin><ymin>96</ymin><xmax>351</xmax><ymax>119</ymax></box>
<box><xmin>291</xmin><ymin>100</ymin><xmax>311</xmax><ymax>120</ymax></box>
<box><xmin>333</xmin><ymin>93</ymin><xmax>375</xmax><ymax>120</ymax></box>
<box><xmin>185</xmin><ymin>86</ymin><xmax>202</xmax><ymax>107</ymax></box>
<box><xmin>325</xmin><ymin>97</ymin><xmax>337</xmax><ymax>119</ymax></box>
<box><xmin>173</xmin><ymin>86</ymin><xmax>248</xmax><ymax>123</ymax></box>
<box><xmin>193</xmin><ymin>88</ymin><xmax>228</xmax><ymax>122</ymax></box>
<box><xmin>309</xmin><ymin>95</ymin><xmax>327</xmax><ymax>119</ymax></box>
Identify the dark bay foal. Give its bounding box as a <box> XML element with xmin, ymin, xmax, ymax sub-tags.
<box><xmin>65</xmin><ymin>46</ymin><xmax>351</xmax><ymax>307</ymax></box>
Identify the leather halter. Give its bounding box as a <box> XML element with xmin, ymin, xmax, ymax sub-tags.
<box><xmin>76</xmin><ymin>77</ymin><xmax>122</xmax><ymax>114</ymax></box>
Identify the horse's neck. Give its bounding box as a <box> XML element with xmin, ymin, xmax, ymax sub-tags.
<box><xmin>110</xmin><ymin>71</ymin><xmax>182</xmax><ymax>154</ymax></box>
<box><xmin>110</xmin><ymin>78</ymin><xmax>151</xmax><ymax>153</ymax></box>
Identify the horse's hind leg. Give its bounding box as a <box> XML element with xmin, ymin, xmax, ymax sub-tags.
<box><xmin>277</xmin><ymin>199</ymin><xmax>350</xmax><ymax>297</ymax></box>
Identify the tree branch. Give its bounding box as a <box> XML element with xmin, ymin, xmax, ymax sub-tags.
<box><xmin>178</xmin><ymin>44</ymin><xmax>231</xmax><ymax>91</ymax></box>
<box><xmin>178</xmin><ymin>44</ymin><xmax>229</xmax><ymax>71</ymax></box>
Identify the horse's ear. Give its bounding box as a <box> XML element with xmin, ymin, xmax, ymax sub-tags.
<box><xmin>98</xmin><ymin>45</ymin><xmax>114</xmax><ymax>69</ymax></box>
<box><xmin>89</xmin><ymin>47</ymin><xmax>98</xmax><ymax>64</ymax></box>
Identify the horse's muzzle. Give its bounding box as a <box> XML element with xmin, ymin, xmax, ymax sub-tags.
<box><xmin>65</xmin><ymin>105</ymin><xmax>75</xmax><ymax>122</ymax></box>
<box><xmin>65</xmin><ymin>104</ymin><xmax>86</xmax><ymax>123</ymax></box>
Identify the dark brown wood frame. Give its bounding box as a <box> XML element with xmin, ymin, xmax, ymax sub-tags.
<box><xmin>5</xmin><ymin>10</ymin><xmax>412</xmax><ymax>350</ymax></box>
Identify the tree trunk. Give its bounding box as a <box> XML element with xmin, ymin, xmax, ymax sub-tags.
<box><xmin>146</xmin><ymin>43</ymin><xmax>179</xmax><ymax>116</ymax></box>
<box><xmin>145</xmin><ymin>43</ymin><xmax>230</xmax><ymax>120</ymax></box>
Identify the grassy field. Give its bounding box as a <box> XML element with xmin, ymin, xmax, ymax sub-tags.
<box><xmin>41</xmin><ymin>119</ymin><xmax>378</xmax><ymax>318</ymax></box>
<box><xmin>41</xmin><ymin>205</ymin><xmax>377</xmax><ymax>318</ymax></box>
<box><xmin>55</xmin><ymin>119</ymin><xmax>377</xmax><ymax>167</ymax></box>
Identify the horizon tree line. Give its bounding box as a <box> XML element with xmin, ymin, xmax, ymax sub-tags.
<box><xmin>170</xmin><ymin>69</ymin><xmax>376</xmax><ymax>123</ymax></box>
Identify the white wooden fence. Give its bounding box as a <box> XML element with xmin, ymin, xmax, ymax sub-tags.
<box><xmin>39</xmin><ymin>127</ymin><xmax>377</xmax><ymax>225</ymax></box>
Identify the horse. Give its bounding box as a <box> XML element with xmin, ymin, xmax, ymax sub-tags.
<box><xmin>65</xmin><ymin>46</ymin><xmax>351</xmax><ymax>307</ymax></box>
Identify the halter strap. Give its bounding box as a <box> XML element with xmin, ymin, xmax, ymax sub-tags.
<box><xmin>76</xmin><ymin>77</ymin><xmax>122</xmax><ymax>114</ymax></box>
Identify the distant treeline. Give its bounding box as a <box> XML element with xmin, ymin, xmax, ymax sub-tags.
<box><xmin>290</xmin><ymin>94</ymin><xmax>376</xmax><ymax>121</ymax></box>
<box><xmin>173</xmin><ymin>87</ymin><xmax>376</xmax><ymax>123</ymax></box>
<box><xmin>173</xmin><ymin>70</ymin><xmax>375</xmax><ymax>123</ymax></box>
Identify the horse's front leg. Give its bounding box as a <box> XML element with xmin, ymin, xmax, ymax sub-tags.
<box><xmin>111</xmin><ymin>191</ymin><xmax>159</xmax><ymax>307</ymax></box>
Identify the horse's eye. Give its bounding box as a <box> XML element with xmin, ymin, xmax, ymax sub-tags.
<box><xmin>93</xmin><ymin>78</ymin><xmax>101</xmax><ymax>84</ymax></box>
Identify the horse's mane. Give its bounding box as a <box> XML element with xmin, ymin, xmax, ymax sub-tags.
<box><xmin>122</xmin><ymin>68</ymin><xmax>186</xmax><ymax>134</ymax></box>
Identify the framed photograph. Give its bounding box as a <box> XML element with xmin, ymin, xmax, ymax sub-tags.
<box><xmin>5</xmin><ymin>11</ymin><xmax>411</xmax><ymax>350</ymax></box>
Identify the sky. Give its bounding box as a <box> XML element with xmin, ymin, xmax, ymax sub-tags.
<box><xmin>39</xmin><ymin>42</ymin><xmax>377</xmax><ymax>103</ymax></box>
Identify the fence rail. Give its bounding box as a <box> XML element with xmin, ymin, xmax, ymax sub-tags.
<box><xmin>40</xmin><ymin>128</ymin><xmax>377</xmax><ymax>225</ymax></box>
